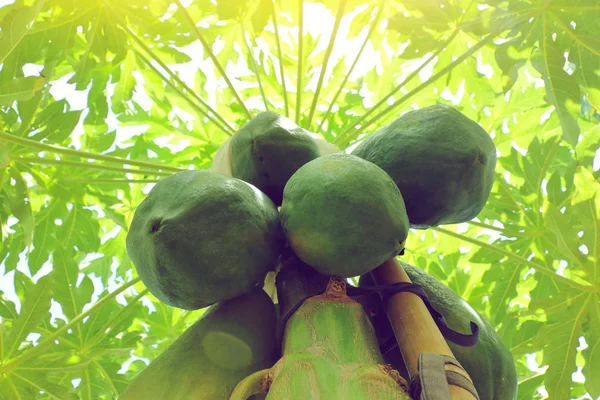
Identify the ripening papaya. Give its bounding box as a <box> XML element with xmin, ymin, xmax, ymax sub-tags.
<box><xmin>126</xmin><ymin>170</ymin><xmax>284</xmax><ymax>310</ymax></box>
<box><xmin>224</xmin><ymin>111</ymin><xmax>340</xmax><ymax>206</ymax></box>
<box><xmin>265</xmin><ymin>278</ymin><xmax>410</xmax><ymax>399</ymax></box>
<box><xmin>358</xmin><ymin>262</ymin><xmax>518</xmax><ymax>400</ymax></box>
<box><xmin>119</xmin><ymin>288</ymin><xmax>278</xmax><ymax>400</ymax></box>
<box><xmin>280</xmin><ymin>154</ymin><xmax>409</xmax><ymax>278</ymax></box>
<box><xmin>352</xmin><ymin>104</ymin><xmax>496</xmax><ymax>229</ymax></box>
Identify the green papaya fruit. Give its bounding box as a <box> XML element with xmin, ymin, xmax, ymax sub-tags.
<box><xmin>230</xmin><ymin>111</ymin><xmax>323</xmax><ymax>206</ymax></box>
<box><xmin>265</xmin><ymin>278</ymin><xmax>410</xmax><ymax>399</ymax></box>
<box><xmin>352</xmin><ymin>104</ymin><xmax>496</xmax><ymax>229</ymax></box>
<box><xmin>358</xmin><ymin>262</ymin><xmax>518</xmax><ymax>400</ymax></box>
<box><xmin>119</xmin><ymin>288</ymin><xmax>278</xmax><ymax>400</ymax></box>
<box><xmin>280</xmin><ymin>153</ymin><xmax>410</xmax><ymax>277</ymax></box>
<box><xmin>126</xmin><ymin>170</ymin><xmax>284</xmax><ymax>310</ymax></box>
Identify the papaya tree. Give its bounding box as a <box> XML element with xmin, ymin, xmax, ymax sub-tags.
<box><xmin>0</xmin><ymin>0</ymin><xmax>599</xmax><ymax>399</ymax></box>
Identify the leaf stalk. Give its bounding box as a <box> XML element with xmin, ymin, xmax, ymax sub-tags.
<box><xmin>0</xmin><ymin>131</ymin><xmax>184</xmax><ymax>172</ymax></box>
<box><xmin>433</xmin><ymin>227</ymin><xmax>597</xmax><ymax>292</ymax></box>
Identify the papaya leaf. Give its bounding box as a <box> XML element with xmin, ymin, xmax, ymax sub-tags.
<box><xmin>573</xmin><ymin>166</ymin><xmax>600</xmax><ymax>205</ymax></box>
<box><xmin>3</xmin><ymin>235</ymin><xmax>25</xmax><ymax>273</ymax></box>
<box><xmin>8</xmin><ymin>370</ymin><xmax>76</xmax><ymax>400</ymax></box>
<box><xmin>0</xmin><ymin>147</ymin><xmax>8</xmax><ymax>169</ymax></box>
<box><xmin>38</xmin><ymin>110</ymin><xmax>83</xmax><ymax>144</ymax></box>
<box><xmin>517</xmin><ymin>373</ymin><xmax>545</xmax><ymax>400</ymax></box>
<box><xmin>482</xmin><ymin>260</ymin><xmax>524</xmax><ymax>325</ymax></box>
<box><xmin>16</xmin><ymin>91</ymin><xmax>43</xmax><ymax>136</ymax></box>
<box><xmin>470</xmin><ymin>247</ymin><xmax>505</xmax><ymax>264</ymax></box>
<box><xmin>3</xmin><ymin>274</ymin><xmax>54</xmax><ymax>360</ymax></box>
<box><xmin>547</xmin><ymin>5</ymin><xmax>600</xmax><ymax>114</ymax></box>
<box><xmin>27</xmin><ymin>203</ymin><xmax>64</xmax><ymax>275</ymax></box>
<box><xmin>504</xmin><ymin>319</ymin><xmax>545</xmax><ymax>356</ymax></box>
<box><xmin>540</xmin><ymin>295</ymin><xmax>591</xmax><ymax>399</ymax></box>
<box><xmin>216</xmin><ymin>0</ymin><xmax>243</xmax><ymax>20</ymax></box>
<box><xmin>251</xmin><ymin>0</ymin><xmax>272</xmax><ymax>34</ymax></box>
<box><xmin>530</xmin><ymin>21</ymin><xmax>581</xmax><ymax>146</ymax></box>
<box><xmin>576</xmin><ymin>125</ymin><xmax>600</xmax><ymax>168</ymax></box>
<box><xmin>1</xmin><ymin>0</ymin><xmax>600</xmax><ymax>398</ymax></box>
<box><xmin>59</xmin><ymin>205</ymin><xmax>101</xmax><ymax>254</ymax></box>
<box><xmin>582</xmin><ymin>297</ymin><xmax>600</xmax><ymax>398</ymax></box>
<box><xmin>53</xmin><ymin>248</ymin><xmax>94</xmax><ymax>323</ymax></box>
<box><xmin>0</xmin><ymin>77</ymin><xmax>45</xmax><ymax>107</ymax></box>
<box><xmin>529</xmin><ymin>269</ymin><xmax>562</xmax><ymax>303</ymax></box>
<box><xmin>494</xmin><ymin>39</ymin><xmax>529</xmax><ymax>92</ymax></box>
<box><xmin>572</xmin><ymin>198</ymin><xmax>600</xmax><ymax>282</ymax></box>
<box><xmin>111</xmin><ymin>50</ymin><xmax>137</xmax><ymax>114</ymax></box>
<box><xmin>546</xmin><ymin>171</ymin><xmax>570</xmax><ymax>206</ymax></box>
<box><xmin>522</xmin><ymin>136</ymin><xmax>560</xmax><ymax>197</ymax></box>
<box><xmin>544</xmin><ymin>204</ymin><xmax>590</xmax><ymax>277</ymax></box>
<box><xmin>83</xmin><ymin>129</ymin><xmax>116</xmax><ymax>154</ymax></box>
<box><xmin>0</xmin><ymin>293</ymin><xmax>18</xmax><ymax>320</ymax></box>
<box><xmin>0</xmin><ymin>1</ymin><xmax>47</xmax><ymax>65</ymax></box>
<box><xmin>7</xmin><ymin>167</ymin><xmax>34</xmax><ymax>248</ymax></box>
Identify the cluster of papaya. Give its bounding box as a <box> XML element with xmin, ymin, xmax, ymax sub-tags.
<box><xmin>123</xmin><ymin>106</ymin><xmax>516</xmax><ymax>399</ymax></box>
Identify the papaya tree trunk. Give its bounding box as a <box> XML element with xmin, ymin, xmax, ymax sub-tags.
<box><xmin>255</xmin><ymin>251</ymin><xmax>410</xmax><ymax>399</ymax></box>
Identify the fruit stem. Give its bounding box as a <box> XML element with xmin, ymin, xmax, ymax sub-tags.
<box><xmin>229</xmin><ymin>368</ymin><xmax>270</xmax><ymax>400</ymax></box>
<box><xmin>323</xmin><ymin>275</ymin><xmax>347</xmax><ymax>299</ymax></box>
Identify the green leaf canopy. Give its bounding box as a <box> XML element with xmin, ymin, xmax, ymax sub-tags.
<box><xmin>1</xmin><ymin>0</ymin><xmax>599</xmax><ymax>398</ymax></box>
